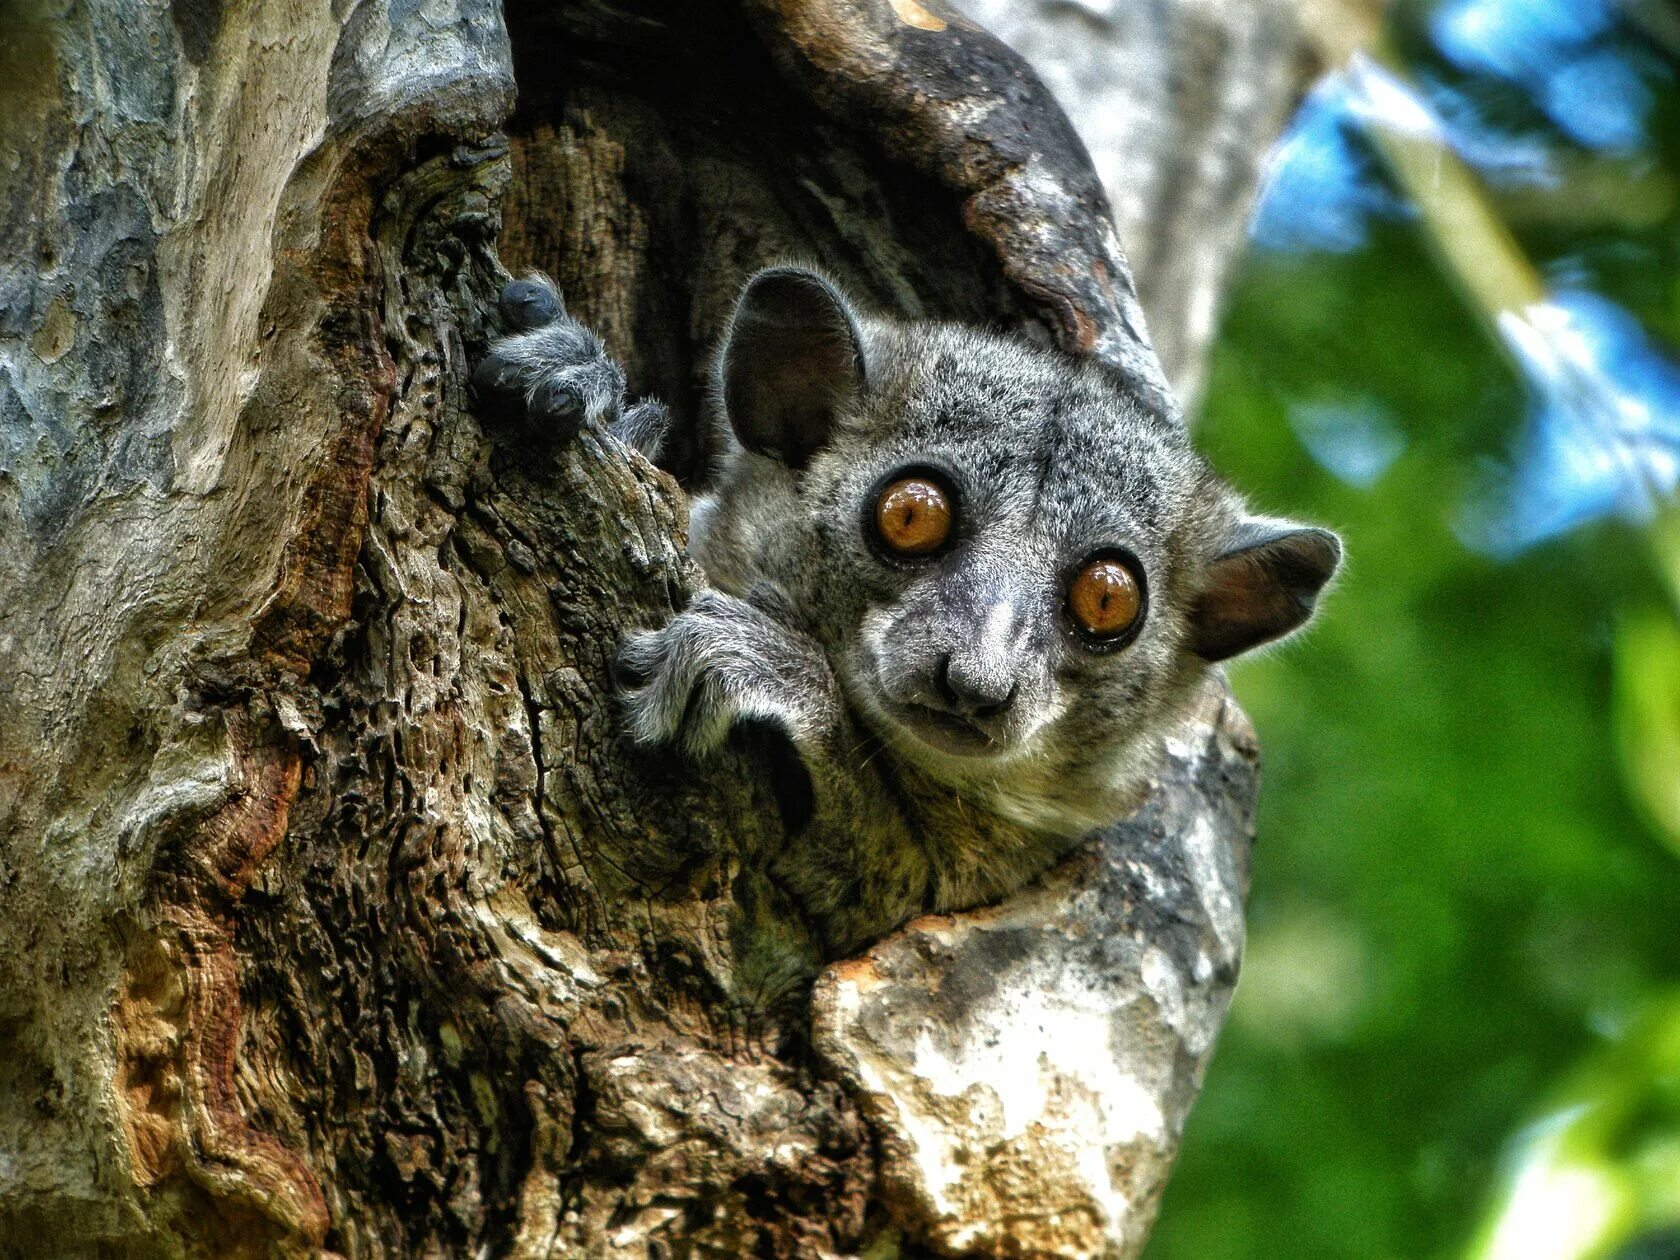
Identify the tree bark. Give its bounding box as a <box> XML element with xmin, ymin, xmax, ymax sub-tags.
<box><xmin>0</xmin><ymin>2</ymin><xmax>1295</xmax><ymax>1256</ymax></box>
<box><xmin>952</xmin><ymin>0</ymin><xmax>1303</xmax><ymax>414</ymax></box>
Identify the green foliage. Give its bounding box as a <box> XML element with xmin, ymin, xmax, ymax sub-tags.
<box><xmin>1616</xmin><ymin>604</ymin><xmax>1680</xmax><ymax>859</ymax></box>
<box><xmin>1144</xmin><ymin>228</ymin><xmax>1680</xmax><ymax>1259</ymax></box>
<box><xmin>1464</xmin><ymin>995</ymin><xmax>1680</xmax><ymax>1260</ymax></box>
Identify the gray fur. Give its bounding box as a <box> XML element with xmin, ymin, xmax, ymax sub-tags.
<box><xmin>480</xmin><ymin>269</ymin><xmax>1339</xmax><ymax>959</ymax></box>
<box><xmin>617</xmin><ymin>588</ymin><xmax>841</xmax><ymax>757</ymax></box>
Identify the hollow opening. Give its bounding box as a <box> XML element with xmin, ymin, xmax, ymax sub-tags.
<box><xmin>499</xmin><ymin>0</ymin><xmax>1009</xmax><ymax>481</ymax></box>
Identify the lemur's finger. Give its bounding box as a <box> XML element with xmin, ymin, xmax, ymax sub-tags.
<box><xmin>471</xmin><ymin>351</ymin><xmax>524</xmax><ymax>400</ymax></box>
<box><xmin>614</xmin><ymin>629</ymin><xmax>672</xmax><ymax>704</ymax></box>
<box><xmin>611</xmin><ymin>400</ymin><xmax>671</xmax><ymax>462</ymax></box>
<box><xmin>499</xmin><ymin>277</ymin><xmax>564</xmax><ymax>331</ymax></box>
<box><xmin>528</xmin><ymin>377</ymin><xmax>587</xmax><ymax>428</ymax></box>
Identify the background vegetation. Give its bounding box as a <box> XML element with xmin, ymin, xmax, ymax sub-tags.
<box><xmin>1145</xmin><ymin>2</ymin><xmax>1680</xmax><ymax>1257</ymax></box>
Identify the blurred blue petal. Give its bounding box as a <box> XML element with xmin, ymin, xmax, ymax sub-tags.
<box><xmin>1424</xmin><ymin>77</ymin><xmax>1559</xmax><ymax>186</ymax></box>
<box><xmin>1250</xmin><ymin>74</ymin><xmax>1415</xmax><ymax>254</ymax></box>
<box><xmin>1431</xmin><ymin>0</ymin><xmax>1615</xmax><ymax>82</ymax></box>
<box><xmin>1462</xmin><ymin>291</ymin><xmax>1680</xmax><ymax>554</ymax></box>
<box><xmin>1429</xmin><ymin>0</ymin><xmax>1656</xmax><ymax>154</ymax></box>
<box><xmin>1251</xmin><ymin>56</ymin><xmax>1560</xmax><ymax>258</ymax></box>
<box><xmin>1290</xmin><ymin>399</ymin><xmax>1408</xmax><ymax>487</ymax></box>
<box><xmin>1541</xmin><ymin>48</ymin><xmax>1653</xmax><ymax>151</ymax></box>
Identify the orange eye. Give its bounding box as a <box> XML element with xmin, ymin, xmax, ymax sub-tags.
<box><xmin>1069</xmin><ymin>557</ymin><xmax>1142</xmax><ymax>638</ymax></box>
<box><xmin>875</xmin><ymin>476</ymin><xmax>953</xmax><ymax>556</ymax></box>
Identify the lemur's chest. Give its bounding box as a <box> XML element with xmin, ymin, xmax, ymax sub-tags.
<box><xmin>772</xmin><ymin>737</ymin><xmax>1083</xmax><ymax>955</ymax></box>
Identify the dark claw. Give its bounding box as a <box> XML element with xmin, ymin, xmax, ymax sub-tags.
<box><xmin>529</xmin><ymin>377</ymin><xmax>585</xmax><ymax>422</ymax></box>
<box><xmin>612</xmin><ymin>646</ymin><xmax>650</xmax><ymax>690</ymax></box>
<box><xmin>499</xmin><ymin>279</ymin><xmax>564</xmax><ymax>331</ymax></box>
<box><xmin>471</xmin><ymin>351</ymin><xmax>523</xmax><ymax>400</ymax></box>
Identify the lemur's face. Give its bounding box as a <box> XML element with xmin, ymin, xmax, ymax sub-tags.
<box><xmin>697</xmin><ymin>269</ymin><xmax>1339</xmax><ymax>830</ymax></box>
<box><xmin>781</xmin><ymin>327</ymin><xmax>1223</xmax><ymax>804</ymax></box>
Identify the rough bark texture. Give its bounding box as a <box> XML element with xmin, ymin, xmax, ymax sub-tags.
<box><xmin>0</xmin><ymin>1</ymin><xmax>1296</xmax><ymax>1256</ymax></box>
<box><xmin>955</xmin><ymin>0</ymin><xmax>1303</xmax><ymax>413</ymax></box>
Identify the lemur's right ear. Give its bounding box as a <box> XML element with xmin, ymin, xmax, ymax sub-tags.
<box><xmin>1189</xmin><ymin>519</ymin><xmax>1341</xmax><ymax>661</ymax></box>
<box><xmin>722</xmin><ymin>266</ymin><xmax>864</xmax><ymax>469</ymax></box>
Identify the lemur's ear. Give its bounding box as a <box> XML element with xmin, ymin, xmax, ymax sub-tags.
<box><xmin>1189</xmin><ymin>519</ymin><xmax>1341</xmax><ymax>661</ymax></box>
<box><xmin>722</xmin><ymin>267</ymin><xmax>864</xmax><ymax>469</ymax></box>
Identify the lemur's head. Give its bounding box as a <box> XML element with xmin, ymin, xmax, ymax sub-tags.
<box><xmin>692</xmin><ymin>267</ymin><xmax>1340</xmax><ymax>833</ymax></box>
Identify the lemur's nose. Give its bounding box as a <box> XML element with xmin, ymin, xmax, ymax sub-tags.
<box><xmin>933</xmin><ymin>654</ymin><xmax>1019</xmax><ymax>720</ymax></box>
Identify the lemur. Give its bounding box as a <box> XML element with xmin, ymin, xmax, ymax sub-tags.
<box><xmin>475</xmin><ymin>268</ymin><xmax>1339</xmax><ymax>960</ymax></box>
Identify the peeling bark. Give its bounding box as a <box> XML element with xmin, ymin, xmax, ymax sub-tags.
<box><xmin>0</xmin><ymin>2</ymin><xmax>1298</xmax><ymax>1256</ymax></box>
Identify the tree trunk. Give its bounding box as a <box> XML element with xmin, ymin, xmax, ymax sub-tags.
<box><xmin>0</xmin><ymin>2</ymin><xmax>1296</xmax><ymax>1256</ymax></box>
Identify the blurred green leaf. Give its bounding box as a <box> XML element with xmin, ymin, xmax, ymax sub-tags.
<box><xmin>1141</xmin><ymin>4</ymin><xmax>1680</xmax><ymax>1257</ymax></box>
<box><xmin>1465</xmin><ymin>995</ymin><xmax>1680</xmax><ymax>1260</ymax></box>
<box><xmin>1145</xmin><ymin>84</ymin><xmax>1680</xmax><ymax>1260</ymax></box>
<box><xmin>1614</xmin><ymin>609</ymin><xmax>1680</xmax><ymax>858</ymax></box>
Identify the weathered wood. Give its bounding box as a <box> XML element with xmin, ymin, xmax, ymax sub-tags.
<box><xmin>955</xmin><ymin>0</ymin><xmax>1304</xmax><ymax>413</ymax></box>
<box><xmin>0</xmin><ymin>2</ymin><xmax>1298</xmax><ymax>1255</ymax></box>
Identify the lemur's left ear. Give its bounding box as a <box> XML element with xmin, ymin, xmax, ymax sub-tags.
<box><xmin>1189</xmin><ymin>519</ymin><xmax>1341</xmax><ymax>661</ymax></box>
<box><xmin>721</xmin><ymin>266</ymin><xmax>865</xmax><ymax>469</ymax></box>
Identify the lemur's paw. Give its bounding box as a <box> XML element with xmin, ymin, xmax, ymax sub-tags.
<box><xmin>498</xmin><ymin>277</ymin><xmax>564</xmax><ymax>331</ymax></box>
<box><xmin>616</xmin><ymin>591</ymin><xmax>812</xmax><ymax>757</ymax></box>
<box><xmin>473</xmin><ymin>276</ymin><xmax>627</xmax><ymax>439</ymax></box>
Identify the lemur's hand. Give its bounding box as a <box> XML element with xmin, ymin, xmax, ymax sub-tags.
<box><xmin>616</xmin><ymin>590</ymin><xmax>843</xmax><ymax>758</ymax></box>
<box><xmin>473</xmin><ymin>277</ymin><xmax>669</xmax><ymax>459</ymax></box>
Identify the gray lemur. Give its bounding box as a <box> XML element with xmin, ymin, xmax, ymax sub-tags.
<box><xmin>475</xmin><ymin>268</ymin><xmax>1340</xmax><ymax>960</ymax></box>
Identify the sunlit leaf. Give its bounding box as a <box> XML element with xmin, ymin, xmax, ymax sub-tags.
<box><xmin>1613</xmin><ymin>610</ymin><xmax>1680</xmax><ymax>858</ymax></box>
